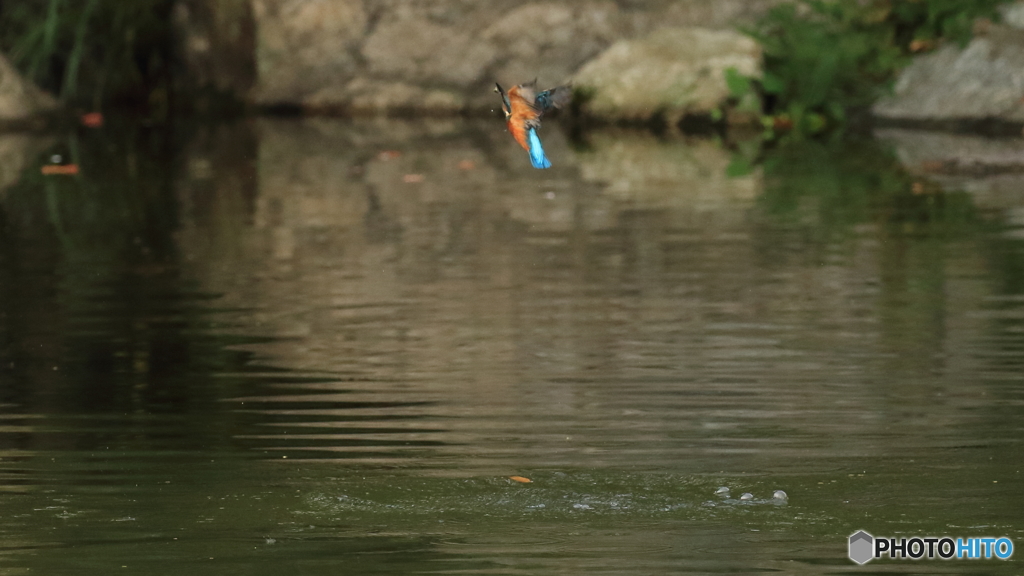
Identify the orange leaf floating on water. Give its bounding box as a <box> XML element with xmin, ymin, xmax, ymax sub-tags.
<box><xmin>378</xmin><ymin>150</ymin><xmax>402</xmax><ymax>161</ymax></box>
<box><xmin>458</xmin><ymin>159</ymin><xmax>476</xmax><ymax>171</ymax></box>
<box><xmin>41</xmin><ymin>164</ymin><xmax>79</xmax><ymax>176</ymax></box>
<box><xmin>81</xmin><ymin>112</ymin><xmax>104</xmax><ymax>128</ymax></box>
<box><xmin>403</xmin><ymin>173</ymin><xmax>425</xmax><ymax>183</ymax></box>
<box><xmin>509</xmin><ymin>476</ymin><xmax>532</xmax><ymax>483</ymax></box>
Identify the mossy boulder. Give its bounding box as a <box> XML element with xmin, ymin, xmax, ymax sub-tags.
<box><xmin>572</xmin><ymin>27</ymin><xmax>762</xmax><ymax>123</ymax></box>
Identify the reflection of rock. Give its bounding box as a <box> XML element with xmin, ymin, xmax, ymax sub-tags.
<box><xmin>578</xmin><ymin>130</ymin><xmax>761</xmax><ymax>218</ymax></box>
<box><xmin>877</xmin><ymin>128</ymin><xmax>1024</xmax><ymax>174</ymax></box>
<box><xmin>0</xmin><ymin>53</ymin><xmax>57</xmax><ymax>124</ymax></box>
<box><xmin>572</xmin><ymin>27</ymin><xmax>762</xmax><ymax>122</ymax></box>
<box><xmin>187</xmin><ymin>121</ymin><xmax>770</xmax><ymax>343</ymax></box>
<box><xmin>177</xmin><ymin>119</ymin><xmax>771</xmax><ymax>400</ymax></box>
<box><xmin>0</xmin><ymin>134</ymin><xmax>49</xmax><ymax>197</ymax></box>
<box><xmin>171</xmin><ymin>118</ymin><xmax>1007</xmax><ymax>474</ymax></box>
<box><xmin>873</xmin><ymin>18</ymin><xmax>1024</xmax><ymax>123</ymax></box>
<box><xmin>178</xmin><ymin>120</ymin><xmax>763</xmax><ymax>267</ymax></box>
<box><xmin>876</xmin><ymin>128</ymin><xmax>1024</xmax><ymax>212</ymax></box>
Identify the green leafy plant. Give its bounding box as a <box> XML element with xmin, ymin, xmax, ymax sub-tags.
<box><xmin>890</xmin><ymin>0</ymin><xmax>1012</xmax><ymax>45</ymax></box>
<box><xmin>742</xmin><ymin>0</ymin><xmax>1015</xmax><ymax>137</ymax></box>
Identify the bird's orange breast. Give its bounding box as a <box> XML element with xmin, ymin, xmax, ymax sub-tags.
<box><xmin>506</xmin><ymin>116</ymin><xmax>530</xmax><ymax>151</ymax></box>
<box><xmin>505</xmin><ymin>85</ymin><xmax>540</xmax><ymax>152</ymax></box>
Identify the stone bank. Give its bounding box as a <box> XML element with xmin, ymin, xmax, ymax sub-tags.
<box><xmin>176</xmin><ymin>0</ymin><xmax>783</xmax><ymax>117</ymax></box>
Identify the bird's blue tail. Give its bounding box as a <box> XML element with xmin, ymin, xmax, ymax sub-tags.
<box><xmin>527</xmin><ymin>127</ymin><xmax>551</xmax><ymax>169</ymax></box>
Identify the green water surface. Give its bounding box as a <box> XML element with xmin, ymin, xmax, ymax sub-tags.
<box><xmin>0</xmin><ymin>119</ymin><xmax>1021</xmax><ymax>574</ymax></box>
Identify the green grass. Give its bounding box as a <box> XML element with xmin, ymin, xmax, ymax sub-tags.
<box><xmin>0</xmin><ymin>0</ymin><xmax>176</xmax><ymax>110</ymax></box>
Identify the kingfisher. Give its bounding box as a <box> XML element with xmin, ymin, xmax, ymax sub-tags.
<box><xmin>494</xmin><ymin>80</ymin><xmax>571</xmax><ymax>169</ymax></box>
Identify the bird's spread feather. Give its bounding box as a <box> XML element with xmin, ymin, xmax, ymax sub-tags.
<box><xmin>535</xmin><ymin>85</ymin><xmax>572</xmax><ymax>112</ymax></box>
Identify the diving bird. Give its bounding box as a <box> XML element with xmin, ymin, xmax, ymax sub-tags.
<box><xmin>494</xmin><ymin>80</ymin><xmax>571</xmax><ymax>169</ymax></box>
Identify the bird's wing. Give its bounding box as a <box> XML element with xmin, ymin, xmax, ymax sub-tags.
<box><xmin>516</xmin><ymin>81</ymin><xmax>539</xmax><ymax>107</ymax></box>
<box><xmin>535</xmin><ymin>84</ymin><xmax>572</xmax><ymax>111</ymax></box>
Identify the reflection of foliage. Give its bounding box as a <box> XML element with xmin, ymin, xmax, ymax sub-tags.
<box><xmin>985</xmin><ymin>223</ymin><xmax>1024</xmax><ymax>297</ymax></box>
<box><xmin>0</xmin><ymin>0</ymin><xmax>176</xmax><ymax>109</ymax></box>
<box><xmin>756</xmin><ymin>138</ymin><xmax>979</xmax><ymax>242</ymax></box>
<box><xmin>742</xmin><ymin>0</ymin><xmax>1014</xmax><ymax>136</ymax></box>
<box><xmin>758</xmin><ymin>138</ymin><xmax>901</xmax><ymax>239</ymax></box>
<box><xmin>3</xmin><ymin>123</ymin><xmax>178</xmax><ymax>258</ymax></box>
<box><xmin>752</xmin><ymin>138</ymin><xmax>996</xmax><ymax>384</ymax></box>
<box><xmin>0</xmin><ymin>123</ymin><xmax>259</xmax><ymax>419</ymax></box>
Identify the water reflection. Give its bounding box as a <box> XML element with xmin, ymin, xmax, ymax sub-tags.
<box><xmin>0</xmin><ymin>118</ymin><xmax>1022</xmax><ymax>574</ymax></box>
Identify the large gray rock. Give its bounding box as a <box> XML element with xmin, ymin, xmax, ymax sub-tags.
<box><xmin>1000</xmin><ymin>0</ymin><xmax>1024</xmax><ymax>32</ymax></box>
<box><xmin>874</xmin><ymin>18</ymin><xmax>1024</xmax><ymax>123</ymax></box>
<box><xmin>482</xmin><ymin>2</ymin><xmax>622</xmax><ymax>102</ymax></box>
<box><xmin>362</xmin><ymin>19</ymin><xmax>497</xmax><ymax>86</ymax></box>
<box><xmin>181</xmin><ymin>0</ymin><xmax>784</xmax><ymax>115</ymax></box>
<box><xmin>251</xmin><ymin>0</ymin><xmax>368</xmax><ymax>104</ymax></box>
<box><xmin>571</xmin><ymin>27</ymin><xmax>762</xmax><ymax>122</ymax></box>
<box><xmin>0</xmin><ymin>53</ymin><xmax>57</xmax><ymax>124</ymax></box>
<box><xmin>313</xmin><ymin>78</ymin><xmax>465</xmax><ymax>114</ymax></box>
<box><xmin>626</xmin><ymin>0</ymin><xmax>787</xmax><ymax>31</ymax></box>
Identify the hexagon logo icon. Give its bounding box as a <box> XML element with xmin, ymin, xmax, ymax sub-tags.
<box><xmin>849</xmin><ymin>531</ymin><xmax>874</xmax><ymax>564</ymax></box>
